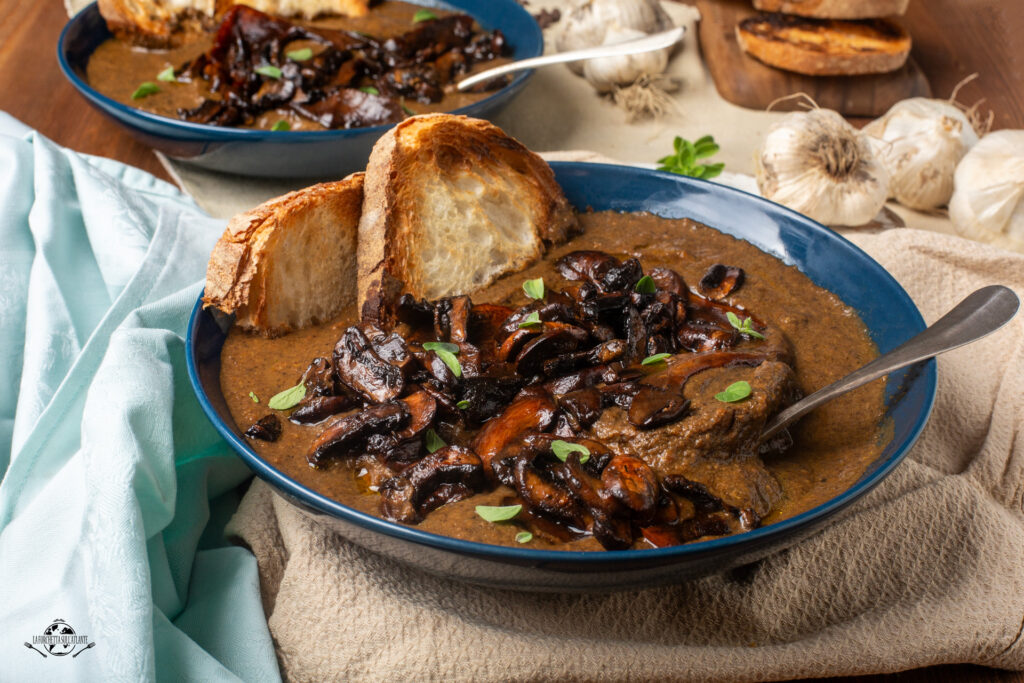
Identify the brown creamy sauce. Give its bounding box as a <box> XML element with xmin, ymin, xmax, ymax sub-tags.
<box><xmin>86</xmin><ymin>1</ymin><xmax>508</xmax><ymax>131</ymax></box>
<box><xmin>219</xmin><ymin>212</ymin><xmax>888</xmax><ymax>550</ymax></box>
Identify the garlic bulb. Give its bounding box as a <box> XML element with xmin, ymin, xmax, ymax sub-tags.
<box><xmin>949</xmin><ymin>130</ymin><xmax>1024</xmax><ymax>251</ymax></box>
<box><xmin>864</xmin><ymin>98</ymin><xmax>979</xmax><ymax>210</ymax></box>
<box><xmin>555</xmin><ymin>0</ymin><xmax>674</xmax><ymax>89</ymax></box>
<box><xmin>755</xmin><ymin>109</ymin><xmax>889</xmax><ymax>226</ymax></box>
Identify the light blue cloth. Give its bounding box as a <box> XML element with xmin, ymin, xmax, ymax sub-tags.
<box><xmin>0</xmin><ymin>113</ymin><xmax>280</xmax><ymax>682</ymax></box>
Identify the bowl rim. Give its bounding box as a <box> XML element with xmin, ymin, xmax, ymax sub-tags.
<box><xmin>57</xmin><ymin>0</ymin><xmax>543</xmax><ymax>140</ymax></box>
<box><xmin>186</xmin><ymin>161</ymin><xmax>936</xmax><ymax>566</ymax></box>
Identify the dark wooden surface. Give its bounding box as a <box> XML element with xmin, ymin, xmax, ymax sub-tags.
<box><xmin>0</xmin><ymin>1</ymin><xmax>1021</xmax><ymax>681</ymax></box>
<box><xmin>696</xmin><ymin>0</ymin><xmax>932</xmax><ymax>117</ymax></box>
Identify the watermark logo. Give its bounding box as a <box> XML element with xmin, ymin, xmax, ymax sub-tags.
<box><xmin>24</xmin><ymin>619</ymin><xmax>95</xmax><ymax>659</ymax></box>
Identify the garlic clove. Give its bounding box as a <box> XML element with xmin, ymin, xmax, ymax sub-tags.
<box><xmin>864</xmin><ymin>97</ymin><xmax>979</xmax><ymax>210</ymax></box>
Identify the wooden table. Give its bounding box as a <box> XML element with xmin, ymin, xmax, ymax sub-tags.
<box><xmin>1</xmin><ymin>1</ymin><xmax>1021</xmax><ymax>681</ymax></box>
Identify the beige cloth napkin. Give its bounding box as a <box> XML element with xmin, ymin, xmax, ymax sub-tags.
<box><xmin>225</xmin><ymin>217</ymin><xmax>1024</xmax><ymax>681</ymax></box>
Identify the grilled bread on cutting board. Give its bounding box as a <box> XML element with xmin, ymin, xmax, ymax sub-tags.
<box><xmin>751</xmin><ymin>0</ymin><xmax>910</xmax><ymax>20</ymax></box>
<box><xmin>98</xmin><ymin>0</ymin><xmax>369</xmax><ymax>46</ymax></box>
<box><xmin>736</xmin><ymin>13</ymin><xmax>911</xmax><ymax>76</ymax></box>
<box><xmin>356</xmin><ymin>114</ymin><xmax>579</xmax><ymax>314</ymax></box>
<box><xmin>203</xmin><ymin>174</ymin><xmax>363</xmax><ymax>337</ymax></box>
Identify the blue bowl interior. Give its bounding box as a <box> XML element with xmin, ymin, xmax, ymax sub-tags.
<box><xmin>187</xmin><ymin>163</ymin><xmax>935</xmax><ymax>570</ymax></box>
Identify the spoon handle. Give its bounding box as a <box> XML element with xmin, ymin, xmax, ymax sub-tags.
<box><xmin>761</xmin><ymin>285</ymin><xmax>1019</xmax><ymax>440</ymax></box>
<box><xmin>455</xmin><ymin>26</ymin><xmax>686</xmax><ymax>92</ymax></box>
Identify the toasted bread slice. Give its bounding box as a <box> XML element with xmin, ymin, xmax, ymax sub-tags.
<box><xmin>98</xmin><ymin>0</ymin><xmax>368</xmax><ymax>47</ymax></box>
<box><xmin>736</xmin><ymin>14</ymin><xmax>911</xmax><ymax>76</ymax></box>
<box><xmin>203</xmin><ymin>174</ymin><xmax>363</xmax><ymax>337</ymax></box>
<box><xmin>357</xmin><ymin>114</ymin><xmax>579</xmax><ymax>313</ymax></box>
<box><xmin>751</xmin><ymin>0</ymin><xmax>909</xmax><ymax>20</ymax></box>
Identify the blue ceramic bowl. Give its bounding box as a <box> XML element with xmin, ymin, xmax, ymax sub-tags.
<box><xmin>187</xmin><ymin>163</ymin><xmax>936</xmax><ymax>591</ymax></box>
<box><xmin>58</xmin><ymin>1</ymin><xmax>542</xmax><ymax>178</ymax></box>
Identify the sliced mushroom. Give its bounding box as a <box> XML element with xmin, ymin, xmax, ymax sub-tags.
<box><xmin>379</xmin><ymin>445</ymin><xmax>485</xmax><ymax>523</ymax></box>
<box><xmin>301</xmin><ymin>357</ymin><xmax>337</xmax><ymax>396</ymax></box>
<box><xmin>644</xmin><ymin>350</ymin><xmax>767</xmax><ymax>392</ymax></box>
<box><xmin>434</xmin><ymin>295</ymin><xmax>472</xmax><ymax>342</ymax></box>
<box><xmin>698</xmin><ymin>264</ymin><xmax>745</xmax><ymax>300</ymax></box>
<box><xmin>333</xmin><ymin>326</ymin><xmax>405</xmax><ymax>403</ymax></box>
<box><xmin>395</xmin><ymin>390</ymin><xmax>437</xmax><ymax>441</ymax></box>
<box><xmin>627</xmin><ymin>385</ymin><xmax>689</xmax><ymax>429</ymax></box>
<box><xmin>290</xmin><ymin>395</ymin><xmax>355</xmax><ymax>425</ymax></box>
<box><xmin>649</xmin><ymin>267</ymin><xmax>687</xmax><ymax>296</ymax></box>
<box><xmin>555</xmin><ymin>250</ymin><xmax>621</xmax><ymax>289</ymax></box>
<box><xmin>515</xmin><ymin>328</ymin><xmax>587</xmax><ymax>376</ymax></box>
<box><xmin>557</xmin><ymin>387</ymin><xmax>603</xmax><ymax>430</ymax></box>
<box><xmin>245</xmin><ymin>414</ymin><xmax>281</xmax><ymax>441</ymax></box>
<box><xmin>307</xmin><ymin>401</ymin><xmax>409</xmax><ymax>467</ymax></box>
<box><xmin>471</xmin><ymin>394</ymin><xmax>557</xmax><ymax>476</ymax></box>
<box><xmin>458</xmin><ymin>375</ymin><xmax>522</xmax><ymax>426</ymax></box>
<box><xmin>601</xmin><ymin>454</ymin><xmax>659</xmax><ymax>518</ymax></box>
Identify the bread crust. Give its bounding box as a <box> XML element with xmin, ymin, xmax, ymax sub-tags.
<box><xmin>736</xmin><ymin>14</ymin><xmax>911</xmax><ymax>76</ymax></box>
<box><xmin>751</xmin><ymin>0</ymin><xmax>910</xmax><ymax>19</ymax></box>
<box><xmin>357</xmin><ymin>114</ymin><xmax>579</xmax><ymax>314</ymax></box>
<box><xmin>203</xmin><ymin>173</ymin><xmax>363</xmax><ymax>336</ymax></box>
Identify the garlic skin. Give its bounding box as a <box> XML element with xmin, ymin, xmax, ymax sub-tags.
<box><xmin>864</xmin><ymin>98</ymin><xmax>979</xmax><ymax>210</ymax></box>
<box><xmin>949</xmin><ymin>130</ymin><xmax>1024</xmax><ymax>252</ymax></box>
<box><xmin>755</xmin><ymin>109</ymin><xmax>889</xmax><ymax>226</ymax></box>
<box><xmin>555</xmin><ymin>0</ymin><xmax>674</xmax><ymax>87</ymax></box>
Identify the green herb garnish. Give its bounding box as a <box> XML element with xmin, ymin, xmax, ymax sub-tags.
<box><xmin>475</xmin><ymin>504</ymin><xmax>521</xmax><ymax>522</ymax></box>
<box><xmin>522</xmin><ymin>277</ymin><xmax>545</xmax><ymax>300</ymax></box>
<box><xmin>425</xmin><ymin>428</ymin><xmax>446</xmax><ymax>453</ymax></box>
<box><xmin>641</xmin><ymin>353</ymin><xmax>672</xmax><ymax>366</ymax></box>
<box><xmin>657</xmin><ymin>135</ymin><xmax>724</xmax><ymax>180</ymax></box>
<box><xmin>359</xmin><ymin>86</ymin><xmax>380</xmax><ymax>95</ymax></box>
<box><xmin>515</xmin><ymin>531</ymin><xmax>533</xmax><ymax>544</ymax></box>
<box><xmin>271</xmin><ymin>120</ymin><xmax>291</xmax><ymax>131</ymax></box>
<box><xmin>413</xmin><ymin>8</ymin><xmax>438</xmax><ymax>22</ymax></box>
<box><xmin>634</xmin><ymin>275</ymin><xmax>656</xmax><ymax>294</ymax></box>
<box><xmin>249</xmin><ymin>391</ymin><xmax>259</xmax><ymax>403</ymax></box>
<box><xmin>423</xmin><ymin>342</ymin><xmax>461</xmax><ymax>377</ymax></box>
<box><xmin>156</xmin><ymin>66</ymin><xmax>176</xmax><ymax>82</ymax></box>
<box><xmin>286</xmin><ymin>47</ymin><xmax>313</xmax><ymax>61</ymax></box>
<box><xmin>131</xmin><ymin>82</ymin><xmax>160</xmax><ymax>99</ymax></box>
<box><xmin>267</xmin><ymin>382</ymin><xmax>305</xmax><ymax>410</ymax></box>
<box><xmin>401</xmin><ymin>102</ymin><xmax>415</xmax><ymax>116</ymax></box>
<box><xmin>726</xmin><ymin>311</ymin><xmax>765</xmax><ymax>340</ymax></box>
<box><xmin>422</xmin><ymin>341</ymin><xmax>459</xmax><ymax>353</ymax></box>
<box><xmin>518</xmin><ymin>311</ymin><xmax>542</xmax><ymax>329</ymax></box>
<box><xmin>716</xmin><ymin>380</ymin><xmax>752</xmax><ymax>403</ymax></box>
<box><xmin>551</xmin><ymin>439</ymin><xmax>590</xmax><ymax>464</ymax></box>
<box><xmin>255</xmin><ymin>64</ymin><xmax>283</xmax><ymax>79</ymax></box>
<box><xmin>456</xmin><ymin>400</ymin><xmax>470</xmax><ymax>409</ymax></box>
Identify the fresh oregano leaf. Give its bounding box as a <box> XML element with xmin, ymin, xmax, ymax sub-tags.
<box><xmin>475</xmin><ymin>504</ymin><xmax>521</xmax><ymax>522</ymax></box>
<box><xmin>522</xmin><ymin>277</ymin><xmax>545</xmax><ymax>300</ymax></box>
<box><xmin>715</xmin><ymin>380</ymin><xmax>752</xmax><ymax>403</ymax></box>
<box><xmin>551</xmin><ymin>439</ymin><xmax>590</xmax><ymax>464</ymax></box>
<box><xmin>641</xmin><ymin>353</ymin><xmax>672</xmax><ymax>366</ymax></box>
<box><xmin>255</xmin><ymin>64</ymin><xmax>283</xmax><ymax>79</ymax></box>
<box><xmin>131</xmin><ymin>82</ymin><xmax>160</xmax><ymax>99</ymax></box>
<box><xmin>267</xmin><ymin>382</ymin><xmax>305</xmax><ymax>410</ymax></box>
<box><xmin>425</xmin><ymin>428</ymin><xmax>446</xmax><ymax>453</ymax></box>
<box><xmin>634</xmin><ymin>275</ymin><xmax>656</xmax><ymax>294</ymax></box>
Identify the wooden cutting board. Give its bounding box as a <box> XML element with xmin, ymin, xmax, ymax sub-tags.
<box><xmin>696</xmin><ymin>0</ymin><xmax>931</xmax><ymax>117</ymax></box>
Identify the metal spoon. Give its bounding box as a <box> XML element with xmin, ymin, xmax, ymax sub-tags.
<box><xmin>456</xmin><ymin>26</ymin><xmax>686</xmax><ymax>92</ymax></box>
<box><xmin>761</xmin><ymin>285</ymin><xmax>1020</xmax><ymax>440</ymax></box>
